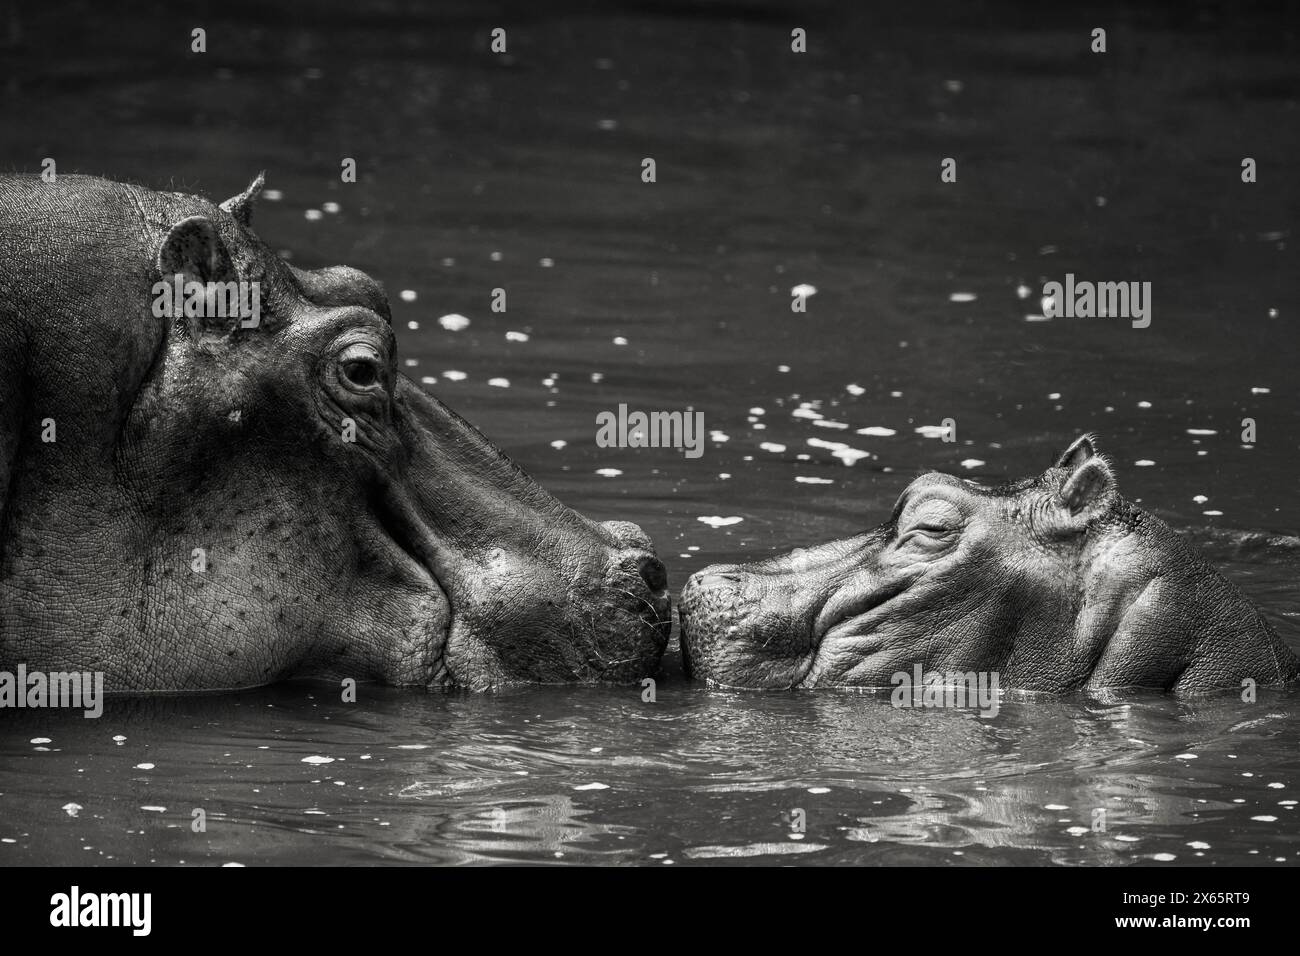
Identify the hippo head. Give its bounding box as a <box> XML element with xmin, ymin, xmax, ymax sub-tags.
<box><xmin>0</xmin><ymin>174</ymin><xmax>669</xmax><ymax>690</ymax></box>
<box><xmin>680</xmin><ymin>435</ymin><xmax>1298</xmax><ymax>693</ymax></box>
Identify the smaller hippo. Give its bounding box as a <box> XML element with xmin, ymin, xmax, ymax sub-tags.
<box><xmin>679</xmin><ymin>435</ymin><xmax>1299</xmax><ymax>694</ymax></box>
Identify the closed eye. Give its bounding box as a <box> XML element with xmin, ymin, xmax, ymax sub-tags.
<box><xmin>897</xmin><ymin>523</ymin><xmax>957</xmax><ymax>546</ymax></box>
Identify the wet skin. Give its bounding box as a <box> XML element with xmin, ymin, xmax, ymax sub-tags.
<box><xmin>679</xmin><ymin>435</ymin><xmax>1299</xmax><ymax>694</ymax></box>
<box><xmin>0</xmin><ymin>173</ymin><xmax>670</xmax><ymax>691</ymax></box>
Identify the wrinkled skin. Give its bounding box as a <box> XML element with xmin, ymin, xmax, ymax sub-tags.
<box><xmin>680</xmin><ymin>435</ymin><xmax>1299</xmax><ymax>693</ymax></box>
<box><xmin>0</xmin><ymin>173</ymin><xmax>670</xmax><ymax>691</ymax></box>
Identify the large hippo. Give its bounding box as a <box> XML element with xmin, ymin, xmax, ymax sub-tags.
<box><xmin>0</xmin><ymin>173</ymin><xmax>670</xmax><ymax>691</ymax></box>
<box><xmin>679</xmin><ymin>435</ymin><xmax>1299</xmax><ymax>693</ymax></box>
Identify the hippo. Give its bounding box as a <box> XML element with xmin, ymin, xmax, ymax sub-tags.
<box><xmin>0</xmin><ymin>173</ymin><xmax>670</xmax><ymax>692</ymax></box>
<box><xmin>679</xmin><ymin>435</ymin><xmax>1299</xmax><ymax>694</ymax></box>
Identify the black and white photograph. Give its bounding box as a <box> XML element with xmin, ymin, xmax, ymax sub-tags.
<box><xmin>0</xmin><ymin>0</ymin><xmax>1295</xmax><ymax>932</ymax></box>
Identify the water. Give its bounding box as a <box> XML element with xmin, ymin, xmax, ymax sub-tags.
<box><xmin>2</xmin><ymin>0</ymin><xmax>1298</xmax><ymax>865</ymax></box>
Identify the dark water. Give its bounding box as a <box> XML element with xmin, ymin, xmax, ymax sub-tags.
<box><xmin>2</xmin><ymin>0</ymin><xmax>1299</xmax><ymax>865</ymax></box>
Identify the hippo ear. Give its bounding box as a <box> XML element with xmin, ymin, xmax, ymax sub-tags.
<box><xmin>1055</xmin><ymin>433</ymin><xmax>1097</xmax><ymax>470</ymax></box>
<box><xmin>157</xmin><ymin>215</ymin><xmax>236</xmax><ymax>285</ymax></box>
<box><xmin>1058</xmin><ymin>456</ymin><xmax>1116</xmax><ymax>518</ymax></box>
<box><xmin>219</xmin><ymin>171</ymin><xmax>265</xmax><ymax>228</ymax></box>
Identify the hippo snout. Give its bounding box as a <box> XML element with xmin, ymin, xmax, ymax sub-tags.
<box><xmin>603</xmin><ymin>520</ymin><xmax>669</xmax><ymax>596</ymax></box>
<box><xmin>679</xmin><ymin>567</ymin><xmax>753</xmax><ymax>681</ymax></box>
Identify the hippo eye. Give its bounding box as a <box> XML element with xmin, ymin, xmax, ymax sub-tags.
<box><xmin>337</xmin><ymin>343</ymin><xmax>384</xmax><ymax>391</ymax></box>
<box><xmin>897</xmin><ymin>510</ymin><xmax>960</xmax><ymax>548</ymax></box>
<box><xmin>342</xmin><ymin>360</ymin><xmax>378</xmax><ymax>387</ymax></box>
<box><xmin>900</xmin><ymin>523</ymin><xmax>953</xmax><ymax>542</ymax></box>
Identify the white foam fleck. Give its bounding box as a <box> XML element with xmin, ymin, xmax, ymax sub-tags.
<box><xmin>856</xmin><ymin>426</ymin><xmax>896</xmax><ymax>437</ymax></box>
<box><xmin>949</xmin><ymin>292</ymin><xmax>977</xmax><ymax>303</ymax></box>
<box><xmin>846</xmin><ymin>384</ymin><xmax>865</xmax><ymax>396</ymax></box>
<box><xmin>1252</xmin><ymin>815</ymin><xmax>1278</xmax><ymax>822</ymax></box>
<box><xmin>915</xmin><ymin>425</ymin><xmax>952</xmax><ymax>439</ymax></box>
<box><xmin>833</xmin><ymin>449</ymin><xmax>870</xmax><ymax>465</ymax></box>
<box><xmin>487</xmin><ymin>378</ymin><xmax>510</xmax><ymax>388</ymax></box>
<box><xmin>574</xmin><ymin>782</ymin><xmax>609</xmax><ymax>791</ymax></box>
<box><xmin>442</xmin><ymin>370</ymin><xmax>467</xmax><ymax>382</ymax></box>
<box><xmin>1187</xmin><ymin>428</ymin><xmax>1217</xmax><ymax>436</ymax></box>
<box><xmin>960</xmin><ymin>459</ymin><xmax>985</xmax><ymax>469</ymax></box>
<box><xmin>760</xmin><ymin>442</ymin><xmax>786</xmax><ymax>453</ymax></box>
<box><xmin>613</xmin><ymin>336</ymin><xmax>629</xmax><ymax>346</ymax></box>
<box><xmin>791</xmin><ymin>283</ymin><xmax>817</xmax><ymax>298</ymax></box>
<box><xmin>438</xmin><ymin>313</ymin><xmax>470</xmax><ymax>331</ymax></box>
<box><xmin>1135</xmin><ymin>459</ymin><xmax>1155</xmax><ymax>467</ymax></box>
<box><xmin>795</xmin><ymin>477</ymin><xmax>834</xmax><ymax>485</ymax></box>
<box><xmin>792</xmin><ymin>407</ymin><xmax>823</xmax><ymax>421</ymax></box>
<box><xmin>812</xmin><ymin>420</ymin><xmax>849</xmax><ymax>430</ymax></box>
<box><xmin>698</xmin><ymin>516</ymin><xmax>743</xmax><ymax>527</ymax></box>
<box><xmin>595</xmin><ymin>468</ymin><xmax>623</xmax><ymax>478</ymax></box>
<box><xmin>505</xmin><ymin>330</ymin><xmax>530</xmax><ymax>342</ymax></box>
<box><xmin>134</xmin><ymin>763</ymin><xmax>155</xmax><ymax>771</ymax></box>
<box><xmin>550</xmin><ymin>440</ymin><xmax>567</xmax><ymax>450</ymax></box>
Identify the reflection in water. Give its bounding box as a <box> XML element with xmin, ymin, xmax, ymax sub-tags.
<box><xmin>2</xmin><ymin>0</ymin><xmax>1298</xmax><ymax>864</ymax></box>
<box><xmin>2</xmin><ymin>678</ymin><xmax>1298</xmax><ymax>865</ymax></box>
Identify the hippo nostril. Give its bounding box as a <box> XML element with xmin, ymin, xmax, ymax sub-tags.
<box><xmin>689</xmin><ymin>571</ymin><xmax>739</xmax><ymax>590</ymax></box>
<box><xmin>638</xmin><ymin>555</ymin><xmax>668</xmax><ymax>594</ymax></box>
